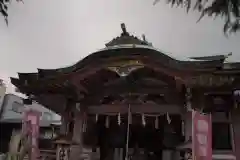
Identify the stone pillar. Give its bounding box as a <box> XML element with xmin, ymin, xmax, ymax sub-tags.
<box><xmin>56</xmin><ymin>142</ymin><xmax>71</xmax><ymax>160</ymax></box>
<box><xmin>69</xmin><ymin>103</ymin><xmax>84</xmax><ymax>160</ymax></box>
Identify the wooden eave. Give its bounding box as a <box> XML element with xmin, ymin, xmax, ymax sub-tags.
<box><xmin>18</xmin><ymin>72</ymin><xmax>38</xmax><ymax>82</ymax></box>
<box><xmin>20</xmin><ymin>48</ymin><xmax>231</xmax><ymax>79</ymax></box>
<box><xmin>11</xmin><ymin>47</ymin><xmax>240</xmax><ymax>97</ymax></box>
<box><xmin>11</xmin><ymin>76</ymin><xmax>75</xmax><ymax>95</ymax></box>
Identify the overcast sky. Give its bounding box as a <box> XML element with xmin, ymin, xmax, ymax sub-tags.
<box><xmin>0</xmin><ymin>0</ymin><xmax>240</xmax><ymax>93</ymax></box>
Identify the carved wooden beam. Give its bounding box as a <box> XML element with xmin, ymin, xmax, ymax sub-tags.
<box><xmin>81</xmin><ymin>85</ymin><xmax>179</xmax><ymax>106</ymax></box>
<box><xmin>68</xmin><ymin>65</ymin><xmax>102</xmax><ymax>82</ymax></box>
<box><xmin>185</xmin><ymin>75</ymin><xmax>236</xmax><ymax>87</ymax></box>
<box><xmin>102</xmin><ymin>84</ymin><xmax>173</xmax><ymax>95</ymax></box>
<box><xmin>86</xmin><ymin>103</ymin><xmax>182</xmax><ymax>115</ymax></box>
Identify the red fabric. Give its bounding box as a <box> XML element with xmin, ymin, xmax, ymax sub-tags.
<box><xmin>192</xmin><ymin>111</ymin><xmax>212</xmax><ymax>160</ymax></box>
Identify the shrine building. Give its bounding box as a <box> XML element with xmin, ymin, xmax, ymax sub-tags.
<box><xmin>11</xmin><ymin>24</ymin><xmax>240</xmax><ymax>160</ymax></box>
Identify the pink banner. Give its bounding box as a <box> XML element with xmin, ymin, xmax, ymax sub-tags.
<box><xmin>23</xmin><ymin>109</ymin><xmax>41</xmax><ymax>160</ymax></box>
<box><xmin>192</xmin><ymin>110</ymin><xmax>212</xmax><ymax>160</ymax></box>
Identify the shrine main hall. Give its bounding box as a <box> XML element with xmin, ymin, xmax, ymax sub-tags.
<box><xmin>11</xmin><ymin>24</ymin><xmax>240</xmax><ymax>160</ymax></box>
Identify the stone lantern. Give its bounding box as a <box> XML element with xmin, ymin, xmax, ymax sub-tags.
<box><xmin>176</xmin><ymin>138</ymin><xmax>193</xmax><ymax>160</ymax></box>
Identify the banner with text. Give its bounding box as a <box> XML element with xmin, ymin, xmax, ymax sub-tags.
<box><xmin>192</xmin><ymin>110</ymin><xmax>212</xmax><ymax>160</ymax></box>
<box><xmin>23</xmin><ymin>109</ymin><xmax>41</xmax><ymax>160</ymax></box>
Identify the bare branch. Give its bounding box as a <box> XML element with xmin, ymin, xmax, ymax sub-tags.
<box><xmin>155</xmin><ymin>0</ymin><xmax>240</xmax><ymax>33</ymax></box>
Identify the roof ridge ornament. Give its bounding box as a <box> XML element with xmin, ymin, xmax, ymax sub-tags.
<box><xmin>142</xmin><ymin>34</ymin><xmax>153</xmax><ymax>46</ymax></box>
<box><xmin>121</xmin><ymin>23</ymin><xmax>129</xmax><ymax>36</ymax></box>
<box><xmin>142</xmin><ymin>34</ymin><xmax>146</xmax><ymax>42</ymax></box>
<box><xmin>105</xmin><ymin>23</ymin><xmax>150</xmax><ymax>47</ymax></box>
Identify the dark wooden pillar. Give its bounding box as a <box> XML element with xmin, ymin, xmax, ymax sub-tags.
<box><xmin>60</xmin><ymin>112</ymin><xmax>69</xmax><ymax>135</ymax></box>
<box><xmin>184</xmin><ymin>111</ymin><xmax>192</xmax><ymax>141</ymax></box>
<box><xmin>231</xmin><ymin>109</ymin><xmax>240</xmax><ymax>159</ymax></box>
<box><xmin>69</xmin><ymin>103</ymin><xmax>84</xmax><ymax>160</ymax></box>
<box><xmin>56</xmin><ymin>105</ymin><xmax>72</xmax><ymax>160</ymax></box>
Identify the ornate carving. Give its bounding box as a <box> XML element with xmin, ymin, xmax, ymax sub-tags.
<box><xmin>186</xmin><ymin>75</ymin><xmax>235</xmax><ymax>87</ymax></box>
<box><xmin>107</xmin><ymin>60</ymin><xmax>144</xmax><ymax>76</ymax></box>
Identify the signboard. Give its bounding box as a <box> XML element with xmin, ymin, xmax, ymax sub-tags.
<box><xmin>192</xmin><ymin>110</ymin><xmax>212</xmax><ymax>160</ymax></box>
<box><xmin>23</xmin><ymin>110</ymin><xmax>41</xmax><ymax>160</ymax></box>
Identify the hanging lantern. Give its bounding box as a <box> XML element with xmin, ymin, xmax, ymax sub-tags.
<box><xmin>155</xmin><ymin>116</ymin><xmax>159</xmax><ymax>129</ymax></box>
<box><xmin>233</xmin><ymin>89</ymin><xmax>240</xmax><ymax>108</ymax></box>
<box><xmin>105</xmin><ymin>116</ymin><xmax>109</xmax><ymax>128</ymax></box>
<box><xmin>95</xmin><ymin>114</ymin><xmax>98</xmax><ymax>122</ymax></box>
<box><xmin>166</xmin><ymin>112</ymin><xmax>171</xmax><ymax>124</ymax></box>
<box><xmin>142</xmin><ymin>114</ymin><xmax>146</xmax><ymax>126</ymax></box>
<box><xmin>117</xmin><ymin>113</ymin><xmax>121</xmax><ymax>125</ymax></box>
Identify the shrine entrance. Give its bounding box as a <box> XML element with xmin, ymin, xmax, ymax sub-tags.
<box><xmin>82</xmin><ymin>105</ymin><xmax>184</xmax><ymax>160</ymax></box>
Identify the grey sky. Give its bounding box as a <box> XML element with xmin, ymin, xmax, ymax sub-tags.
<box><xmin>0</xmin><ymin>0</ymin><xmax>239</xmax><ymax>93</ymax></box>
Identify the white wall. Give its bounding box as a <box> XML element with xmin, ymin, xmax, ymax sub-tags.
<box><xmin>0</xmin><ymin>94</ymin><xmax>61</xmax><ymax>124</ymax></box>
<box><xmin>0</xmin><ymin>85</ymin><xmax>6</xmax><ymax>118</ymax></box>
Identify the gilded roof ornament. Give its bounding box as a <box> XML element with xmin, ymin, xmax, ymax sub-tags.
<box><xmin>105</xmin><ymin>23</ymin><xmax>151</xmax><ymax>47</ymax></box>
